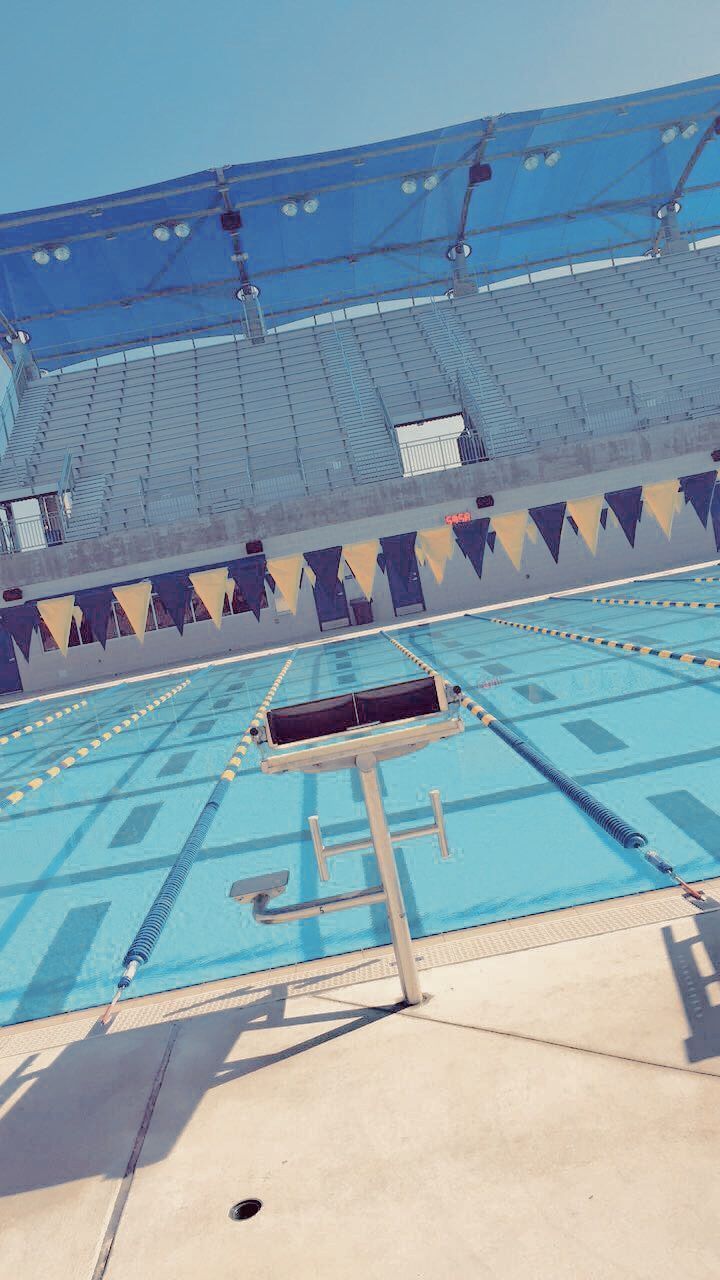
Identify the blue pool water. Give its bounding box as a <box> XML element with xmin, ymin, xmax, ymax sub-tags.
<box><xmin>1</xmin><ymin>573</ymin><xmax>719</xmax><ymax>1027</ymax></box>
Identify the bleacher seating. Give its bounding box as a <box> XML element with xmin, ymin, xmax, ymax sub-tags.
<box><xmin>2</xmin><ymin>245</ymin><xmax>720</xmax><ymax>543</ymax></box>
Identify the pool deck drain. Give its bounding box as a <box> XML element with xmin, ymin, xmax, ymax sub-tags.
<box><xmin>2</xmin><ymin>876</ymin><xmax>720</xmax><ymax>1280</ymax></box>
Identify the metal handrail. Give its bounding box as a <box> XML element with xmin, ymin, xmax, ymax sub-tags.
<box><xmin>0</xmin><ymin>510</ymin><xmax>65</xmax><ymax>555</ymax></box>
<box><xmin>2</xmin><ymin>374</ymin><xmax>720</xmax><ymax>553</ymax></box>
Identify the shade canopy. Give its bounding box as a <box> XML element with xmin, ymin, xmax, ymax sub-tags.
<box><xmin>2</xmin><ymin>73</ymin><xmax>720</xmax><ymax>369</ymax></box>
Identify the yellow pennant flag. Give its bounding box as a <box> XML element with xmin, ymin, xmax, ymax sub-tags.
<box><xmin>113</xmin><ymin>581</ymin><xmax>152</xmax><ymax>642</ymax></box>
<box><xmin>566</xmin><ymin>496</ymin><xmax>604</xmax><ymax>556</ymax></box>
<box><xmin>37</xmin><ymin>595</ymin><xmax>77</xmax><ymax>657</ymax></box>
<box><xmin>492</xmin><ymin>511</ymin><xmax>528</xmax><ymax>571</ymax></box>
<box><xmin>189</xmin><ymin>568</ymin><xmax>231</xmax><ymax>629</ymax></box>
<box><xmin>266</xmin><ymin>555</ymin><xmax>304</xmax><ymax>615</ymax></box>
<box><xmin>343</xmin><ymin>540</ymin><xmax>379</xmax><ymax>599</ymax></box>
<box><xmin>416</xmin><ymin>527</ymin><xmax>454</xmax><ymax>584</ymax></box>
<box><xmin>643</xmin><ymin>480</ymin><xmax>679</xmax><ymax>539</ymax></box>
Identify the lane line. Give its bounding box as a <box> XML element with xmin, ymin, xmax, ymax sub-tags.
<box><xmin>0</xmin><ymin>680</ymin><xmax>191</xmax><ymax>815</ymax></box>
<box><xmin>483</xmin><ymin>616</ymin><xmax>720</xmax><ymax>670</ymax></box>
<box><xmin>588</xmin><ymin>596</ymin><xmax>718</xmax><ymax>609</ymax></box>
<box><xmin>0</xmin><ymin>699</ymin><xmax>88</xmax><ymax>747</ymax></box>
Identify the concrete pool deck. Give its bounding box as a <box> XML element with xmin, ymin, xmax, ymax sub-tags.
<box><xmin>2</xmin><ymin>877</ymin><xmax>719</xmax><ymax>1280</ymax></box>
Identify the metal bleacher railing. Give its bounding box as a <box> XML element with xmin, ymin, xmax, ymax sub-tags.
<box><xmin>3</xmin><ymin>243</ymin><xmax>720</xmax><ymax>553</ymax></box>
<box><xmin>399</xmin><ymin>376</ymin><xmax>720</xmax><ymax>477</ymax></box>
<box><xmin>0</xmin><ymin>359</ymin><xmax>30</xmax><ymax>459</ymax></box>
<box><xmin>1</xmin><ymin>374</ymin><xmax>719</xmax><ymax>553</ymax></box>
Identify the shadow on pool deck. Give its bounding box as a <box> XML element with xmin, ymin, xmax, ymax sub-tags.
<box><xmin>0</xmin><ymin>967</ymin><xmax>397</xmax><ymax>1199</ymax></box>
<box><xmin>662</xmin><ymin>906</ymin><xmax>720</xmax><ymax>1062</ymax></box>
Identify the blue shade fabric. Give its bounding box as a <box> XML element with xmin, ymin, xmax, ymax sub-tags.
<box><xmin>567</xmin><ymin>515</ymin><xmax>580</xmax><ymax>535</ymax></box>
<box><xmin>605</xmin><ymin>487</ymin><xmax>643</xmax><ymax>547</ymax></box>
<box><xmin>487</xmin><ymin>531</ymin><xmax>496</xmax><ymax>553</ymax></box>
<box><xmin>228</xmin><ymin>555</ymin><xmax>267</xmax><ymax>620</ymax></box>
<box><xmin>529</xmin><ymin>502</ymin><xmax>566</xmax><ymax>563</ymax></box>
<box><xmin>599</xmin><ymin>508</ymin><xmax>608</xmax><ymax>530</ymax></box>
<box><xmin>313</xmin><ymin>579</ymin><xmax>350</xmax><ymax>626</ymax></box>
<box><xmin>75</xmin><ymin>585</ymin><xmax>115</xmax><ymax>647</ymax></box>
<box><xmin>3</xmin><ymin>74</ymin><xmax>720</xmax><ymax>368</ymax></box>
<box><xmin>0</xmin><ymin>603</ymin><xmax>38</xmax><ymax>662</ymax></box>
<box><xmin>452</xmin><ymin>517</ymin><xmax>491</xmax><ymax>580</ymax></box>
<box><xmin>679</xmin><ymin>470</ymin><xmax>718</xmax><ymax>529</ymax></box>
<box><xmin>0</xmin><ymin>627</ymin><xmax>22</xmax><ymax>693</ymax></box>
<box><xmin>380</xmin><ymin>533</ymin><xmax>424</xmax><ymax>612</ymax></box>
<box><xmin>152</xmin><ymin>571</ymin><xmax>193</xmax><ymax>635</ymax></box>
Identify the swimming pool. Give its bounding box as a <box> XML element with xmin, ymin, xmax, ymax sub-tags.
<box><xmin>1</xmin><ymin>572</ymin><xmax>719</xmax><ymax>1027</ymax></box>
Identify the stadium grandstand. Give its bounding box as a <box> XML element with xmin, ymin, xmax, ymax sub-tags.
<box><xmin>1</xmin><ymin>72</ymin><xmax>720</xmax><ymax>690</ymax></box>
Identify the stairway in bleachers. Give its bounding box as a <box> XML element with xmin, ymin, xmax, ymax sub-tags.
<box><xmin>0</xmin><ymin>379</ymin><xmax>53</xmax><ymax>493</ymax></box>
<box><xmin>315</xmin><ymin>325</ymin><xmax>404</xmax><ymax>484</ymax></box>
<box><xmin>1</xmin><ymin>247</ymin><xmax>720</xmax><ymax>543</ymax></box>
<box><xmin>65</xmin><ymin>475</ymin><xmax>108</xmax><ymax>541</ymax></box>
<box><xmin>415</xmin><ymin>301</ymin><xmax>531</xmax><ymax>456</ymax></box>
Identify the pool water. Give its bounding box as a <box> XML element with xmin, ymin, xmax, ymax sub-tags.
<box><xmin>1</xmin><ymin>573</ymin><xmax>719</xmax><ymax>1027</ymax></box>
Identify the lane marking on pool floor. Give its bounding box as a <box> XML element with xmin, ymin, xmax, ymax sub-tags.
<box><xmin>0</xmin><ymin>679</ymin><xmax>191</xmax><ymax>814</ymax></box>
<box><xmin>484</xmin><ymin>616</ymin><xmax>720</xmax><ymax>669</ymax></box>
<box><xmin>0</xmin><ymin>699</ymin><xmax>88</xmax><ymax>747</ymax></box>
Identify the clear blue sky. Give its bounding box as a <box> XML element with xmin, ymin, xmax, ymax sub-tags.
<box><xmin>3</xmin><ymin>0</ymin><xmax>719</xmax><ymax>213</ymax></box>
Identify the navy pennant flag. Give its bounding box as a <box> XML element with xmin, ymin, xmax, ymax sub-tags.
<box><xmin>229</xmin><ymin>555</ymin><xmax>267</xmax><ymax>620</ymax></box>
<box><xmin>679</xmin><ymin>470</ymin><xmax>717</xmax><ymax>529</ymax></box>
<box><xmin>529</xmin><ymin>502</ymin><xmax>566</xmax><ymax>563</ymax></box>
<box><xmin>304</xmin><ymin>546</ymin><xmax>348</xmax><ymax>624</ymax></box>
<box><xmin>452</xmin><ymin>517</ymin><xmax>490</xmax><ymax>580</ymax></box>
<box><xmin>711</xmin><ymin>484</ymin><xmax>720</xmax><ymax>552</ymax></box>
<box><xmin>75</xmin><ymin>585</ymin><xmax>115</xmax><ymax>648</ymax></box>
<box><xmin>152</xmin><ymin>571</ymin><xmax>193</xmax><ymax>634</ymax></box>
<box><xmin>0</xmin><ymin>602</ymin><xmax>39</xmax><ymax>662</ymax></box>
<box><xmin>604</xmin><ymin>487</ymin><xmax>643</xmax><ymax>547</ymax></box>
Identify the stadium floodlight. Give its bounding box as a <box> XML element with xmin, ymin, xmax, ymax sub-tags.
<box><xmin>302</xmin><ymin>197</ymin><xmax>319</xmax><ymax>214</ymax></box>
<box><xmin>522</xmin><ymin>153</ymin><xmax>540</xmax><ymax>171</ymax></box>
<box><xmin>423</xmin><ymin>173</ymin><xmax>440</xmax><ymax>190</ymax></box>
<box><xmin>281</xmin><ymin>200</ymin><xmax>298</xmax><ymax>217</ymax></box>
<box><xmin>680</xmin><ymin>121</ymin><xmax>699</xmax><ymax>140</ymax></box>
<box><xmin>53</xmin><ymin>245</ymin><xmax>71</xmax><ymax>262</ymax></box>
<box><xmin>236</xmin><ymin>283</ymin><xmax>261</xmax><ymax>300</ymax></box>
<box><xmin>15</xmin><ymin>330</ymin><xmax>31</xmax><ymax>344</ymax></box>
<box><xmin>173</xmin><ymin>222</ymin><xmax>191</xmax><ymax>238</ymax></box>
<box><xmin>401</xmin><ymin>177</ymin><xmax>417</xmax><ymax>194</ymax></box>
<box><xmin>152</xmin><ymin>224</ymin><xmax>172</xmax><ymax>241</ymax></box>
<box><xmin>661</xmin><ymin>125</ymin><xmax>679</xmax><ymax>144</ymax></box>
<box><xmin>446</xmin><ymin>241</ymin><xmax>471</xmax><ymax>261</ymax></box>
<box><xmin>656</xmin><ymin>200</ymin><xmax>682</xmax><ymax>219</ymax></box>
<box><xmin>32</xmin><ymin>248</ymin><xmax>50</xmax><ymax>265</ymax></box>
<box><xmin>544</xmin><ymin>149</ymin><xmax>561</xmax><ymax>167</ymax></box>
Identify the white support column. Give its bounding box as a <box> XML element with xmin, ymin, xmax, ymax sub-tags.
<box><xmin>356</xmin><ymin>750</ymin><xmax>423</xmax><ymax>1006</ymax></box>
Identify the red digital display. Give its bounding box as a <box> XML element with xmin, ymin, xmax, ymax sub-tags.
<box><xmin>444</xmin><ymin>512</ymin><xmax>472</xmax><ymax>525</ymax></box>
